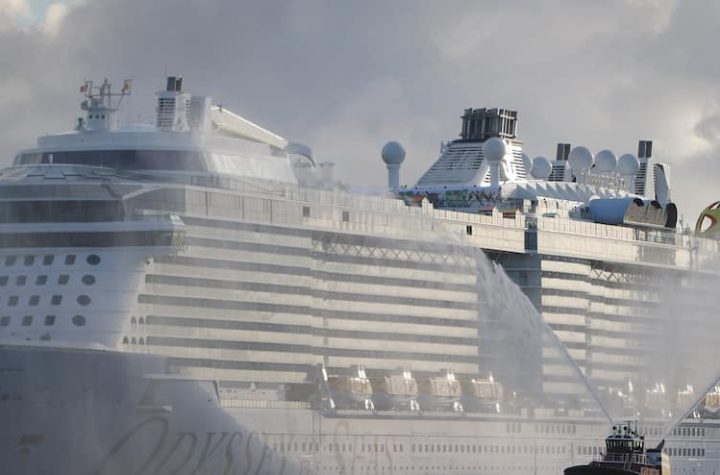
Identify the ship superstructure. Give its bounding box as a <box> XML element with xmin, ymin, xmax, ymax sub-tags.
<box><xmin>0</xmin><ymin>77</ymin><xmax>719</xmax><ymax>475</ymax></box>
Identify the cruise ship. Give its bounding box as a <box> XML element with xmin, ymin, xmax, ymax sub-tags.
<box><xmin>1</xmin><ymin>77</ymin><xmax>720</xmax><ymax>475</ymax></box>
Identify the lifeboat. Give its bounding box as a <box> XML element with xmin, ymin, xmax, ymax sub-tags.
<box><xmin>418</xmin><ymin>369</ymin><xmax>463</xmax><ymax>412</ymax></box>
<box><xmin>326</xmin><ymin>366</ymin><xmax>374</xmax><ymax>411</ymax></box>
<box><xmin>699</xmin><ymin>387</ymin><xmax>720</xmax><ymax>418</ymax></box>
<box><xmin>372</xmin><ymin>368</ymin><xmax>420</xmax><ymax>412</ymax></box>
<box><xmin>462</xmin><ymin>374</ymin><xmax>504</xmax><ymax>412</ymax></box>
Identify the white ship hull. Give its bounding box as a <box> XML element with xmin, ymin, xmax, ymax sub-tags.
<box><xmin>2</xmin><ymin>79</ymin><xmax>720</xmax><ymax>475</ymax></box>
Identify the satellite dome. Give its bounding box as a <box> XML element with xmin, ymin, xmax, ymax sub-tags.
<box><xmin>521</xmin><ymin>153</ymin><xmax>533</xmax><ymax>174</ymax></box>
<box><xmin>531</xmin><ymin>156</ymin><xmax>552</xmax><ymax>179</ymax></box>
<box><xmin>617</xmin><ymin>153</ymin><xmax>640</xmax><ymax>176</ymax></box>
<box><xmin>483</xmin><ymin>137</ymin><xmax>506</xmax><ymax>163</ymax></box>
<box><xmin>381</xmin><ymin>141</ymin><xmax>406</xmax><ymax>165</ymax></box>
<box><xmin>595</xmin><ymin>149</ymin><xmax>617</xmax><ymax>173</ymax></box>
<box><xmin>568</xmin><ymin>146</ymin><xmax>594</xmax><ymax>172</ymax></box>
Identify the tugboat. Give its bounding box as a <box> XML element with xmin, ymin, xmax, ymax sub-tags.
<box><xmin>565</xmin><ymin>422</ymin><xmax>671</xmax><ymax>475</ymax></box>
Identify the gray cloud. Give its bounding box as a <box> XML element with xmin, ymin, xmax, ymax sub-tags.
<box><xmin>0</xmin><ymin>0</ymin><xmax>718</xmax><ymax>218</ymax></box>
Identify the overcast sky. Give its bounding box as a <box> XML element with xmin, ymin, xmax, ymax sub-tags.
<box><xmin>0</xmin><ymin>0</ymin><xmax>718</xmax><ymax>222</ymax></box>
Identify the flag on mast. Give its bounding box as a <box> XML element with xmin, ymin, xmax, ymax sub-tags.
<box><xmin>79</xmin><ymin>82</ymin><xmax>89</xmax><ymax>93</ymax></box>
<box><xmin>122</xmin><ymin>79</ymin><xmax>132</xmax><ymax>94</ymax></box>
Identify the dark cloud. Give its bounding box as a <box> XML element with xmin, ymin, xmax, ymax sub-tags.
<box><xmin>0</xmin><ymin>0</ymin><xmax>718</xmax><ymax>217</ymax></box>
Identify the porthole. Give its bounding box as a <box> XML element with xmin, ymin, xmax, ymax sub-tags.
<box><xmin>77</xmin><ymin>295</ymin><xmax>91</xmax><ymax>306</ymax></box>
<box><xmin>65</xmin><ymin>255</ymin><xmax>76</xmax><ymax>265</ymax></box>
<box><xmin>81</xmin><ymin>275</ymin><xmax>95</xmax><ymax>285</ymax></box>
<box><xmin>42</xmin><ymin>255</ymin><xmax>54</xmax><ymax>266</ymax></box>
<box><xmin>87</xmin><ymin>255</ymin><xmax>101</xmax><ymax>265</ymax></box>
<box><xmin>58</xmin><ymin>275</ymin><xmax>70</xmax><ymax>285</ymax></box>
<box><xmin>36</xmin><ymin>275</ymin><xmax>47</xmax><ymax>285</ymax></box>
<box><xmin>72</xmin><ymin>315</ymin><xmax>86</xmax><ymax>327</ymax></box>
<box><xmin>22</xmin><ymin>315</ymin><xmax>32</xmax><ymax>326</ymax></box>
<box><xmin>44</xmin><ymin>315</ymin><xmax>56</xmax><ymax>326</ymax></box>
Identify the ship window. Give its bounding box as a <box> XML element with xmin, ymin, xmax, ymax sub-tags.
<box><xmin>42</xmin><ymin>255</ymin><xmax>54</xmax><ymax>265</ymax></box>
<box><xmin>466</xmin><ymin>225</ymin><xmax>472</xmax><ymax>235</ymax></box>
<box><xmin>65</xmin><ymin>255</ymin><xmax>76</xmax><ymax>265</ymax></box>
<box><xmin>24</xmin><ymin>256</ymin><xmax>34</xmax><ymax>266</ymax></box>
<box><xmin>122</xmin><ymin>336</ymin><xmax>129</xmax><ymax>344</ymax></box>
<box><xmin>51</xmin><ymin>295</ymin><xmax>62</xmax><ymax>305</ymax></box>
<box><xmin>29</xmin><ymin>295</ymin><xmax>40</xmax><ymax>306</ymax></box>
<box><xmin>8</xmin><ymin>296</ymin><xmax>18</xmax><ymax>306</ymax></box>
<box><xmin>44</xmin><ymin>315</ymin><xmax>55</xmax><ymax>326</ymax></box>
<box><xmin>342</xmin><ymin>211</ymin><xmax>350</xmax><ymax>222</ymax></box>
<box><xmin>72</xmin><ymin>315</ymin><xmax>86</xmax><ymax>327</ymax></box>
<box><xmin>5</xmin><ymin>256</ymin><xmax>17</xmax><ymax>266</ymax></box>
<box><xmin>17</xmin><ymin>150</ymin><xmax>209</xmax><ymax>172</ymax></box>
<box><xmin>36</xmin><ymin>275</ymin><xmax>47</xmax><ymax>285</ymax></box>
<box><xmin>302</xmin><ymin>206</ymin><xmax>310</xmax><ymax>217</ymax></box>
<box><xmin>58</xmin><ymin>275</ymin><xmax>70</xmax><ymax>285</ymax></box>
<box><xmin>0</xmin><ymin>316</ymin><xmax>9</xmax><ymax>326</ymax></box>
<box><xmin>77</xmin><ymin>295</ymin><xmax>91</xmax><ymax>306</ymax></box>
<box><xmin>87</xmin><ymin>255</ymin><xmax>101</xmax><ymax>265</ymax></box>
<box><xmin>16</xmin><ymin>275</ymin><xmax>26</xmax><ymax>286</ymax></box>
<box><xmin>81</xmin><ymin>275</ymin><xmax>96</xmax><ymax>285</ymax></box>
<box><xmin>22</xmin><ymin>315</ymin><xmax>32</xmax><ymax>326</ymax></box>
<box><xmin>0</xmin><ymin>276</ymin><xmax>6</xmax><ymax>286</ymax></box>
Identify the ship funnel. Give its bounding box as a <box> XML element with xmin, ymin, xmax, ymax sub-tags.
<box><xmin>381</xmin><ymin>141</ymin><xmax>406</xmax><ymax>192</ymax></box>
<box><xmin>157</xmin><ymin>75</ymin><xmax>192</xmax><ymax>131</ymax></box>
<box><xmin>635</xmin><ymin>140</ymin><xmax>653</xmax><ymax>196</ymax></box>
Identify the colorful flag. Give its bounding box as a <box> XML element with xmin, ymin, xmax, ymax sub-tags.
<box><xmin>79</xmin><ymin>82</ymin><xmax>88</xmax><ymax>93</ymax></box>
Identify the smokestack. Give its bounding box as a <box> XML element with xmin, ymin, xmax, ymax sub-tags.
<box><xmin>635</xmin><ymin>140</ymin><xmax>653</xmax><ymax>196</ymax></box>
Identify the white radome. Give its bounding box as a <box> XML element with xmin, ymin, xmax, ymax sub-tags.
<box><xmin>531</xmin><ymin>156</ymin><xmax>552</xmax><ymax>179</ymax></box>
<box><xmin>568</xmin><ymin>146</ymin><xmax>594</xmax><ymax>173</ymax></box>
<box><xmin>521</xmin><ymin>153</ymin><xmax>533</xmax><ymax>175</ymax></box>
<box><xmin>381</xmin><ymin>141</ymin><xmax>406</xmax><ymax>165</ymax></box>
<box><xmin>617</xmin><ymin>153</ymin><xmax>640</xmax><ymax>176</ymax></box>
<box><xmin>483</xmin><ymin>137</ymin><xmax>506</xmax><ymax>163</ymax></box>
<box><xmin>595</xmin><ymin>149</ymin><xmax>617</xmax><ymax>173</ymax></box>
